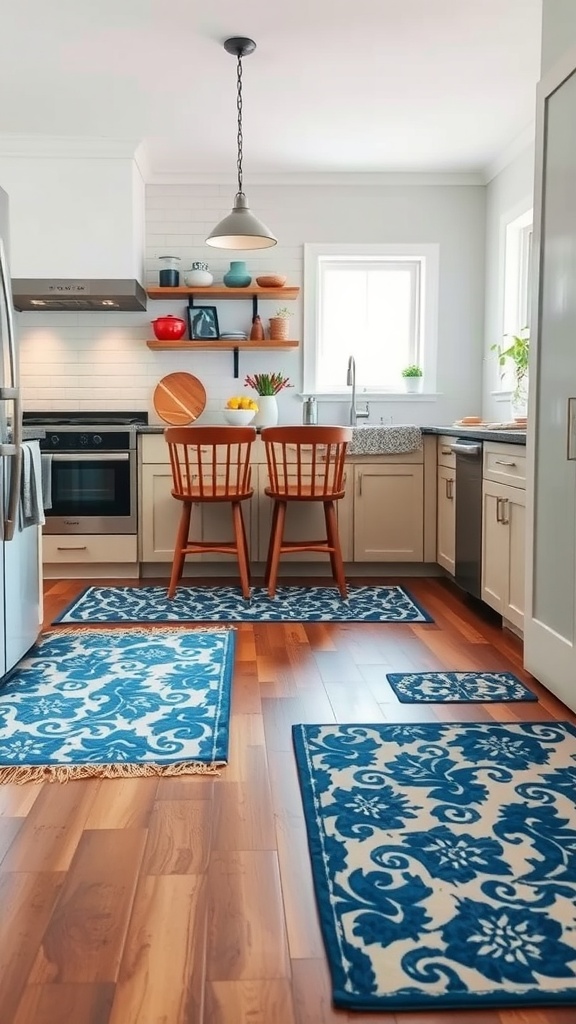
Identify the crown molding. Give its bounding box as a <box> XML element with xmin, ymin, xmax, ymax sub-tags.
<box><xmin>144</xmin><ymin>169</ymin><xmax>486</xmax><ymax>187</ymax></box>
<box><xmin>0</xmin><ymin>134</ymin><xmax>141</xmax><ymax>160</ymax></box>
<box><xmin>483</xmin><ymin>122</ymin><xmax>536</xmax><ymax>183</ymax></box>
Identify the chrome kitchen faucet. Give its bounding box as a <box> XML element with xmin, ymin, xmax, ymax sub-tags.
<box><xmin>346</xmin><ymin>356</ymin><xmax>370</xmax><ymax>426</ymax></box>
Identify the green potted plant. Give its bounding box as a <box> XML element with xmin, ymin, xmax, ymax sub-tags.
<box><xmin>491</xmin><ymin>328</ymin><xmax>529</xmax><ymax>418</ymax></box>
<box><xmin>401</xmin><ymin>364</ymin><xmax>423</xmax><ymax>394</ymax></box>
<box><xmin>269</xmin><ymin>306</ymin><xmax>293</xmax><ymax>341</ymax></box>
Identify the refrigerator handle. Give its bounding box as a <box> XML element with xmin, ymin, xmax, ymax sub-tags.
<box><xmin>0</xmin><ymin>238</ymin><xmax>18</xmax><ymax>393</ymax></box>
<box><xmin>0</xmin><ymin>238</ymin><xmax>22</xmax><ymax>540</ymax></box>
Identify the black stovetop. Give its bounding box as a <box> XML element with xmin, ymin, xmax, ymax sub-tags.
<box><xmin>23</xmin><ymin>411</ymin><xmax>149</xmax><ymax>427</ymax></box>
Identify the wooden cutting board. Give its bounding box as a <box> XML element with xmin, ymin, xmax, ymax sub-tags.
<box><xmin>153</xmin><ymin>372</ymin><xmax>207</xmax><ymax>425</ymax></box>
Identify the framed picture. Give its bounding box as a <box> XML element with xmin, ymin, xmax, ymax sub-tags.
<box><xmin>188</xmin><ymin>305</ymin><xmax>220</xmax><ymax>340</ymax></box>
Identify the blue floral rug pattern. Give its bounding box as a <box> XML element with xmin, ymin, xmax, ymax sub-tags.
<box><xmin>54</xmin><ymin>585</ymin><xmax>433</xmax><ymax>624</ymax></box>
<box><xmin>0</xmin><ymin>627</ymin><xmax>234</xmax><ymax>782</ymax></box>
<box><xmin>386</xmin><ymin>670</ymin><xmax>537</xmax><ymax>703</ymax></box>
<box><xmin>293</xmin><ymin>721</ymin><xmax>576</xmax><ymax>1011</ymax></box>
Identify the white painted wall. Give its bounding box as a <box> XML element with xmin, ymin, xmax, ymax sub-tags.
<box><xmin>541</xmin><ymin>0</ymin><xmax>576</xmax><ymax>75</ymax></box>
<box><xmin>482</xmin><ymin>147</ymin><xmax>535</xmax><ymax>423</ymax></box>
<box><xmin>17</xmin><ymin>177</ymin><xmax>486</xmax><ymax>426</ymax></box>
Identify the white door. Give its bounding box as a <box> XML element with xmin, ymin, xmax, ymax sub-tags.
<box><xmin>525</xmin><ymin>50</ymin><xmax>576</xmax><ymax>711</ymax></box>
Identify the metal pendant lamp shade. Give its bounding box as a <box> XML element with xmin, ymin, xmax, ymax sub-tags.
<box><xmin>206</xmin><ymin>37</ymin><xmax>277</xmax><ymax>251</ymax></box>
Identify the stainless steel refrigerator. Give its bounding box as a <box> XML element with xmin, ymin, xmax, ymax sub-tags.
<box><xmin>0</xmin><ymin>184</ymin><xmax>40</xmax><ymax>677</ymax></box>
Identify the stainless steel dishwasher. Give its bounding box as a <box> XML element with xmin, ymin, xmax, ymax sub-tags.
<box><xmin>451</xmin><ymin>438</ymin><xmax>483</xmax><ymax>598</ymax></box>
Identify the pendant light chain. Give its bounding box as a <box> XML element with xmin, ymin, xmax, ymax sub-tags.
<box><xmin>236</xmin><ymin>53</ymin><xmax>244</xmax><ymax>196</ymax></box>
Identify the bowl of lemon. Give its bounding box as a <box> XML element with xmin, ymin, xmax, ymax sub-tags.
<box><xmin>223</xmin><ymin>395</ymin><xmax>259</xmax><ymax>426</ymax></box>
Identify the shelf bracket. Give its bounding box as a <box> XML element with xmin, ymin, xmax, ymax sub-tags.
<box><xmin>252</xmin><ymin>295</ymin><xmax>258</xmax><ymax>318</ymax></box>
<box><xmin>233</xmin><ymin>347</ymin><xmax>240</xmax><ymax>378</ymax></box>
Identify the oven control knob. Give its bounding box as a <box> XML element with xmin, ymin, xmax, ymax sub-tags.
<box><xmin>51</xmin><ymin>435</ymin><xmax>59</xmax><ymax>445</ymax></box>
<box><xmin>80</xmin><ymin>434</ymin><xmax>89</xmax><ymax>446</ymax></box>
<box><xmin>93</xmin><ymin>435</ymin><xmax>103</xmax><ymax>445</ymax></box>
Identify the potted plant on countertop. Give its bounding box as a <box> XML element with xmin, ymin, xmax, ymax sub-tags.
<box><xmin>245</xmin><ymin>372</ymin><xmax>293</xmax><ymax>427</ymax></box>
<box><xmin>491</xmin><ymin>327</ymin><xmax>529</xmax><ymax>419</ymax></box>
<box><xmin>401</xmin><ymin>364</ymin><xmax>424</xmax><ymax>394</ymax></box>
<box><xmin>268</xmin><ymin>306</ymin><xmax>293</xmax><ymax>341</ymax></box>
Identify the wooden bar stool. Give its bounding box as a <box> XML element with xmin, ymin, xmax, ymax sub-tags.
<box><xmin>164</xmin><ymin>425</ymin><xmax>256</xmax><ymax>599</ymax></box>
<box><xmin>261</xmin><ymin>425</ymin><xmax>352</xmax><ymax>598</ymax></box>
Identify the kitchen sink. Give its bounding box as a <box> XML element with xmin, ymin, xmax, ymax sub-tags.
<box><xmin>348</xmin><ymin>424</ymin><xmax>423</xmax><ymax>456</ymax></box>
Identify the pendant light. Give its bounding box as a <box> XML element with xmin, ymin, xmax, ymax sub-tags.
<box><xmin>206</xmin><ymin>37</ymin><xmax>277</xmax><ymax>250</ymax></box>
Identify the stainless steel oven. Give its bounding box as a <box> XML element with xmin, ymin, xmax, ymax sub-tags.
<box><xmin>23</xmin><ymin>412</ymin><xmax>147</xmax><ymax>535</ymax></box>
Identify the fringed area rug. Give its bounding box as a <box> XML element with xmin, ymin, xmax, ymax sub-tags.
<box><xmin>0</xmin><ymin>627</ymin><xmax>234</xmax><ymax>783</ymax></box>
<box><xmin>293</xmin><ymin>721</ymin><xmax>576</xmax><ymax>1011</ymax></box>
<box><xmin>54</xmin><ymin>584</ymin><xmax>433</xmax><ymax>624</ymax></box>
<box><xmin>386</xmin><ymin>670</ymin><xmax>537</xmax><ymax>703</ymax></box>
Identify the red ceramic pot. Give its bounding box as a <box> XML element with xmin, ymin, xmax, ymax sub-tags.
<box><xmin>151</xmin><ymin>315</ymin><xmax>186</xmax><ymax>341</ymax></box>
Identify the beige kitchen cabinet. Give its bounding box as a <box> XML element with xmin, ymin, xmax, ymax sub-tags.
<box><xmin>481</xmin><ymin>479</ymin><xmax>526</xmax><ymax>630</ymax></box>
<box><xmin>353</xmin><ymin>463</ymin><xmax>424</xmax><ymax>561</ymax></box>
<box><xmin>139</xmin><ymin>462</ymin><xmax>254</xmax><ymax>565</ymax></box>
<box><xmin>255</xmin><ymin>463</ymin><xmax>353</xmax><ymax>563</ymax></box>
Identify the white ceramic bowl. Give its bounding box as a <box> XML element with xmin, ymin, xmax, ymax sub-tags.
<box><xmin>223</xmin><ymin>408</ymin><xmax>256</xmax><ymax>426</ymax></box>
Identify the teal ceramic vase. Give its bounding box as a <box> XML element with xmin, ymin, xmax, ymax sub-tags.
<box><xmin>223</xmin><ymin>261</ymin><xmax>251</xmax><ymax>288</ymax></box>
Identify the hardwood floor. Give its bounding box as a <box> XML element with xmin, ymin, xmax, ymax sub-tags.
<box><xmin>2</xmin><ymin>575</ymin><xmax>575</xmax><ymax>1024</ymax></box>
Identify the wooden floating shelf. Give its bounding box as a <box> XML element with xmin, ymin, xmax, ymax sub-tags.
<box><xmin>147</xmin><ymin>286</ymin><xmax>299</xmax><ymax>300</ymax></box>
<box><xmin>146</xmin><ymin>340</ymin><xmax>299</xmax><ymax>351</ymax></box>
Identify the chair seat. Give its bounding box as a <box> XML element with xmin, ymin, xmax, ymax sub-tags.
<box><xmin>264</xmin><ymin>485</ymin><xmax>345</xmax><ymax>502</ymax></box>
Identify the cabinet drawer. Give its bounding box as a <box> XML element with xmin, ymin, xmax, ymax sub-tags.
<box><xmin>437</xmin><ymin>436</ymin><xmax>456</xmax><ymax>469</ymax></box>
<box><xmin>483</xmin><ymin>443</ymin><xmax>526</xmax><ymax>489</ymax></box>
<box><xmin>43</xmin><ymin>535</ymin><xmax>138</xmax><ymax>563</ymax></box>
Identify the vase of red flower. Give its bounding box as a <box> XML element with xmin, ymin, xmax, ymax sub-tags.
<box><xmin>244</xmin><ymin>372</ymin><xmax>293</xmax><ymax>427</ymax></box>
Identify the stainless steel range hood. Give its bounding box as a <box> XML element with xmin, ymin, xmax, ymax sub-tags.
<box><xmin>11</xmin><ymin>278</ymin><xmax>147</xmax><ymax>312</ymax></box>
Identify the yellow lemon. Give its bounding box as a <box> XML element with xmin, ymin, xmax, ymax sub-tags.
<box><xmin>240</xmin><ymin>396</ymin><xmax>251</xmax><ymax>409</ymax></box>
<box><xmin>227</xmin><ymin>397</ymin><xmax>240</xmax><ymax>409</ymax></box>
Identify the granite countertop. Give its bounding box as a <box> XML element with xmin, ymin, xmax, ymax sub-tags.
<box><xmin>422</xmin><ymin>426</ymin><xmax>527</xmax><ymax>445</ymax></box>
<box><xmin>136</xmin><ymin>425</ymin><xmax>527</xmax><ymax>445</ymax></box>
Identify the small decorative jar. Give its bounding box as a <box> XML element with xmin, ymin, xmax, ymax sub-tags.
<box><xmin>223</xmin><ymin>260</ymin><xmax>252</xmax><ymax>288</ymax></box>
<box><xmin>184</xmin><ymin>261</ymin><xmax>214</xmax><ymax>287</ymax></box>
<box><xmin>158</xmin><ymin>256</ymin><xmax>181</xmax><ymax>287</ymax></box>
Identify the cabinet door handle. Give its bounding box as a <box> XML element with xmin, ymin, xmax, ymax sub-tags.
<box><xmin>445</xmin><ymin>477</ymin><xmax>450</xmax><ymax>498</ymax></box>
<box><xmin>568</xmin><ymin>398</ymin><xmax>576</xmax><ymax>460</ymax></box>
<box><xmin>358</xmin><ymin>472</ymin><xmax>362</xmax><ymax>497</ymax></box>
<box><xmin>448</xmin><ymin>478</ymin><xmax>454</xmax><ymax>499</ymax></box>
<box><xmin>57</xmin><ymin>545</ymin><xmax>88</xmax><ymax>551</ymax></box>
<box><xmin>496</xmin><ymin>496</ymin><xmax>502</xmax><ymax>522</ymax></box>
<box><xmin>501</xmin><ymin>498</ymin><xmax>510</xmax><ymax>525</ymax></box>
<box><xmin>495</xmin><ymin>459</ymin><xmax>516</xmax><ymax>467</ymax></box>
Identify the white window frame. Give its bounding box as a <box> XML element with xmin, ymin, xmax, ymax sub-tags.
<box><xmin>497</xmin><ymin>207</ymin><xmax>533</xmax><ymax>393</ymax></box>
<box><xmin>303</xmin><ymin>242</ymin><xmax>439</xmax><ymax>396</ymax></box>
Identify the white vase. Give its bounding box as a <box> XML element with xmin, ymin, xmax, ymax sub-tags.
<box><xmin>253</xmin><ymin>395</ymin><xmax>279</xmax><ymax>427</ymax></box>
<box><xmin>403</xmin><ymin>376</ymin><xmax>423</xmax><ymax>394</ymax></box>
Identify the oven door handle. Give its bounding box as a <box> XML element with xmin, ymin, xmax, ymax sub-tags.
<box><xmin>50</xmin><ymin>452</ymin><xmax>131</xmax><ymax>462</ymax></box>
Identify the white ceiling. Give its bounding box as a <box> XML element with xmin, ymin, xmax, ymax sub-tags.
<box><xmin>0</xmin><ymin>0</ymin><xmax>542</xmax><ymax>178</ymax></box>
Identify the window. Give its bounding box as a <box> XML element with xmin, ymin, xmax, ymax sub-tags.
<box><xmin>303</xmin><ymin>243</ymin><xmax>439</xmax><ymax>395</ymax></box>
<box><xmin>499</xmin><ymin>209</ymin><xmax>533</xmax><ymax>391</ymax></box>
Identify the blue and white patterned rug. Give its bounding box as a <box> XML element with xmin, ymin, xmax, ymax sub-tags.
<box><xmin>293</xmin><ymin>721</ymin><xmax>576</xmax><ymax>1011</ymax></box>
<box><xmin>386</xmin><ymin>671</ymin><xmax>537</xmax><ymax>703</ymax></box>
<box><xmin>0</xmin><ymin>627</ymin><xmax>234</xmax><ymax>783</ymax></box>
<box><xmin>54</xmin><ymin>585</ymin><xmax>433</xmax><ymax>624</ymax></box>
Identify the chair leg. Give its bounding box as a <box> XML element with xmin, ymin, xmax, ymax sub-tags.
<box><xmin>324</xmin><ymin>500</ymin><xmax>347</xmax><ymax>599</ymax></box>
<box><xmin>232</xmin><ymin>501</ymin><xmax>251</xmax><ymax>599</ymax></box>
<box><xmin>264</xmin><ymin>501</ymin><xmax>280</xmax><ymax>586</ymax></box>
<box><xmin>168</xmin><ymin>501</ymin><xmax>192</xmax><ymax>599</ymax></box>
<box><xmin>267</xmin><ymin>500</ymin><xmax>287</xmax><ymax>598</ymax></box>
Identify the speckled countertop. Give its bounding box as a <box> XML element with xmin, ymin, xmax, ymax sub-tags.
<box><xmin>136</xmin><ymin>424</ymin><xmax>527</xmax><ymax>445</ymax></box>
<box><xmin>422</xmin><ymin>426</ymin><xmax>526</xmax><ymax>445</ymax></box>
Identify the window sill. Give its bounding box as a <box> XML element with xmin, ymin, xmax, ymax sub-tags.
<box><xmin>299</xmin><ymin>392</ymin><xmax>441</xmax><ymax>402</ymax></box>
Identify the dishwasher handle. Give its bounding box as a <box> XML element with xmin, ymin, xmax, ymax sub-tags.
<box><xmin>450</xmin><ymin>442</ymin><xmax>483</xmax><ymax>457</ymax></box>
